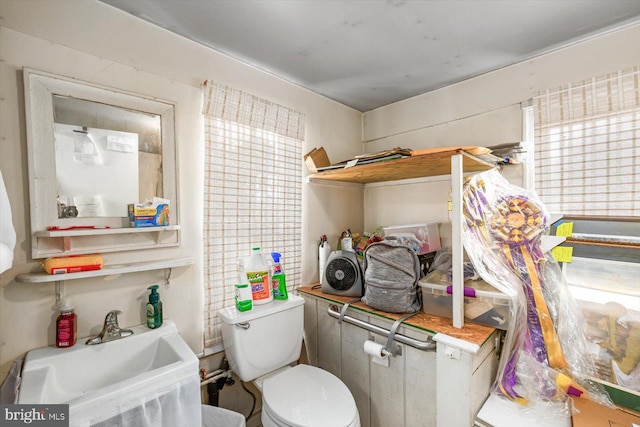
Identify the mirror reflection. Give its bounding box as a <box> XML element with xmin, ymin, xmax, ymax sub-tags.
<box><xmin>52</xmin><ymin>96</ymin><xmax>163</xmax><ymax>218</ymax></box>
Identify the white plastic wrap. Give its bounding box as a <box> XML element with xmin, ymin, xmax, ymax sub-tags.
<box><xmin>461</xmin><ymin>169</ymin><xmax>610</xmax><ymax>415</ymax></box>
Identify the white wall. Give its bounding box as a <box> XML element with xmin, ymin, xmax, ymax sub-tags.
<box><xmin>362</xmin><ymin>23</ymin><xmax>640</xmax><ymax>237</ymax></box>
<box><xmin>0</xmin><ymin>0</ymin><xmax>363</xmax><ymax>381</ymax></box>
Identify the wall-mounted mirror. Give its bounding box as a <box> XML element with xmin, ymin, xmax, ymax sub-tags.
<box><xmin>24</xmin><ymin>68</ymin><xmax>179</xmax><ymax>257</ymax></box>
<box><xmin>53</xmin><ymin>96</ymin><xmax>163</xmax><ymax>218</ymax></box>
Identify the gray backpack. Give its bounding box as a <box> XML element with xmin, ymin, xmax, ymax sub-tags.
<box><xmin>362</xmin><ymin>239</ymin><xmax>422</xmax><ymax>313</ymax></box>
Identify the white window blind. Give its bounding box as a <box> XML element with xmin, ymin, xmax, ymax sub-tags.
<box><xmin>202</xmin><ymin>82</ymin><xmax>304</xmax><ymax>348</ymax></box>
<box><xmin>533</xmin><ymin>66</ymin><xmax>640</xmax><ymax>217</ymax></box>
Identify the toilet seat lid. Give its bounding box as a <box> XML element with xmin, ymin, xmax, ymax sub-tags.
<box><xmin>262</xmin><ymin>364</ymin><xmax>357</xmax><ymax>427</ymax></box>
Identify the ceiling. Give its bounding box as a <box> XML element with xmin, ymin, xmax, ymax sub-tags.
<box><xmin>100</xmin><ymin>0</ymin><xmax>640</xmax><ymax>112</ymax></box>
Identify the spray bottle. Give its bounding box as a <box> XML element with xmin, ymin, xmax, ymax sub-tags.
<box><xmin>270</xmin><ymin>252</ymin><xmax>288</xmax><ymax>300</ymax></box>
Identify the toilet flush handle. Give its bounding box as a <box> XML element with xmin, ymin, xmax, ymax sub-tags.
<box><xmin>236</xmin><ymin>322</ymin><xmax>250</xmax><ymax>330</ymax></box>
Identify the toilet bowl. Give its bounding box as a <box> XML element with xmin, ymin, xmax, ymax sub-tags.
<box><xmin>258</xmin><ymin>364</ymin><xmax>360</xmax><ymax>427</ymax></box>
<box><xmin>218</xmin><ymin>295</ymin><xmax>360</xmax><ymax>427</ymax></box>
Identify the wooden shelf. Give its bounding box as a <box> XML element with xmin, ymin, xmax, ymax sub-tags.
<box><xmin>307</xmin><ymin>149</ymin><xmax>495</xmax><ymax>184</ymax></box>
<box><xmin>15</xmin><ymin>257</ymin><xmax>195</xmax><ymax>283</ymax></box>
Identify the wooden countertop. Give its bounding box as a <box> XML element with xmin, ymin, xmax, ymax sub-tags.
<box><xmin>298</xmin><ymin>285</ymin><xmax>496</xmax><ymax>347</ymax></box>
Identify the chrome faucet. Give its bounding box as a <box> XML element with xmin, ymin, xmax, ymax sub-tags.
<box><xmin>86</xmin><ymin>310</ymin><xmax>133</xmax><ymax>345</ymax></box>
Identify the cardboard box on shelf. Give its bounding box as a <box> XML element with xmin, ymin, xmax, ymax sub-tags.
<box><xmin>128</xmin><ymin>197</ymin><xmax>170</xmax><ymax>227</ymax></box>
<box><xmin>303</xmin><ymin>147</ymin><xmax>331</xmax><ymax>173</ymax></box>
<box><xmin>572</xmin><ymin>397</ymin><xmax>640</xmax><ymax>427</ymax></box>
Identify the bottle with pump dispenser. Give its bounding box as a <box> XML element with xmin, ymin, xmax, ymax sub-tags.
<box><xmin>56</xmin><ymin>298</ymin><xmax>77</xmax><ymax>348</ymax></box>
<box><xmin>270</xmin><ymin>252</ymin><xmax>288</xmax><ymax>300</ymax></box>
<box><xmin>146</xmin><ymin>285</ymin><xmax>163</xmax><ymax>329</ymax></box>
<box><xmin>245</xmin><ymin>247</ymin><xmax>273</xmax><ymax>305</ymax></box>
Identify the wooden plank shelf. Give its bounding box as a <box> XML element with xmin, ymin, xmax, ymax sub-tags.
<box><xmin>307</xmin><ymin>149</ymin><xmax>495</xmax><ymax>184</ymax></box>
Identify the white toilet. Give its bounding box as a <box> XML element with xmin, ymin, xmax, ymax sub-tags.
<box><xmin>218</xmin><ymin>294</ymin><xmax>360</xmax><ymax>427</ymax></box>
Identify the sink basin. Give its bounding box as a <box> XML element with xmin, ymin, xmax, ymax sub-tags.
<box><xmin>18</xmin><ymin>320</ymin><xmax>201</xmax><ymax>427</ymax></box>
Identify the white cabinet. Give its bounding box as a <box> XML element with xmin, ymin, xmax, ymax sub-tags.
<box><xmin>301</xmin><ymin>291</ymin><xmax>498</xmax><ymax>427</ymax></box>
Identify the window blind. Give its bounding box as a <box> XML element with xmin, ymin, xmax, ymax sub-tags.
<box><xmin>533</xmin><ymin>66</ymin><xmax>640</xmax><ymax>217</ymax></box>
<box><xmin>202</xmin><ymin>82</ymin><xmax>304</xmax><ymax>348</ymax></box>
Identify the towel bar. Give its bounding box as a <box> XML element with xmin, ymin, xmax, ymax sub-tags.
<box><xmin>327</xmin><ymin>304</ymin><xmax>436</xmax><ymax>351</ymax></box>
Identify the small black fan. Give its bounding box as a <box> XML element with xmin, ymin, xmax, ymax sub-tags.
<box><xmin>321</xmin><ymin>251</ymin><xmax>363</xmax><ymax>297</ymax></box>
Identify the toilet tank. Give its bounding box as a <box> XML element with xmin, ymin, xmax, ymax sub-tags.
<box><xmin>218</xmin><ymin>294</ymin><xmax>305</xmax><ymax>382</ymax></box>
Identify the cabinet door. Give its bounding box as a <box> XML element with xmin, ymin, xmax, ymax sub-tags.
<box><xmin>368</xmin><ymin>316</ymin><xmax>406</xmax><ymax>427</ymax></box>
<box><xmin>341</xmin><ymin>310</ymin><xmax>372</xmax><ymax>427</ymax></box>
<box><xmin>436</xmin><ymin>332</ymin><xmax>498</xmax><ymax>426</ymax></box>
<box><xmin>316</xmin><ymin>299</ymin><xmax>342</xmax><ymax>377</ymax></box>
<box><xmin>301</xmin><ymin>293</ymin><xmax>319</xmax><ymax>366</ymax></box>
<box><xmin>403</xmin><ymin>325</ymin><xmax>437</xmax><ymax>427</ymax></box>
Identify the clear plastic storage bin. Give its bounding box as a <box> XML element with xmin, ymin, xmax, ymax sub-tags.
<box><xmin>383</xmin><ymin>222</ymin><xmax>441</xmax><ymax>255</ymax></box>
<box><xmin>419</xmin><ymin>270</ymin><xmax>511</xmax><ymax>330</ymax></box>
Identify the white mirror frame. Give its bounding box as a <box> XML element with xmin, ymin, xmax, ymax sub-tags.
<box><xmin>24</xmin><ymin>68</ymin><xmax>179</xmax><ymax>259</ymax></box>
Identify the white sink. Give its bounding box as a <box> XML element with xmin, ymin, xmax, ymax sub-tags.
<box><xmin>18</xmin><ymin>320</ymin><xmax>201</xmax><ymax>427</ymax></box>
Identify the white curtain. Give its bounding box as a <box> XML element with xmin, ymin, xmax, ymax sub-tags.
<box><xmin>533</xmin><ymin>66</ymin><xmax>640</xmax><ymax>217</ymax></box>
<box><xmin>202</xmin><ymin>82</ymin><xmax>305</xmax><ymax>348</ymax></box>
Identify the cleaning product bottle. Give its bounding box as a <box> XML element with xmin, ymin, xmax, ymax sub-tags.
<box><xmin>319</xmin><ymin>235</ymin><xmax>331</xmax><ymax>283</ymax></box>
<box><xmin>146</xmin><ymin>285</ymin><xmax>163</xmax><ymax>329</ymax></box>
<box><xmin>238</xmin><ymin>258</ymin><xmax>247</xmax><ymax>285</ymax></box>
<box><xmin>270</xmin><ymin>252</ymin><xmax>288</xmax><ymax>300</ymax></box>
<box><xmin>56</xmin><ymin>298</ymin><xmax>77</xmax><ymax>348</ymax></box>
<box><xmin>245</xmin><ymin>247</ymin><xmax>272</xmax><ymax>305</ymax></box>
<box><xmin>235</xmin><ymin>283</ymin><xmax>253</xmax><ymax>312</ymax></box>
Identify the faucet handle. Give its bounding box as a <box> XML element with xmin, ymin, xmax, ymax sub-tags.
<box><xmin>105</xmin><ymin>310</ymin><xmax>123</xmax><ymax>325</ymax></box>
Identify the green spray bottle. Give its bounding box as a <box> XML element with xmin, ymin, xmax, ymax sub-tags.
<box><xmin>146</xmin><ymin>285</ymin><xmax>163</xmax><ymax>329</ymax></box>
<box><xmin>270</xmin><ymin>252</ymin><xmax>288</xmax><ymax>300</ymax></box>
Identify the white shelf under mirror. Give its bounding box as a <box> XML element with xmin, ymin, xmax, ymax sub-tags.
<box><xmin>16</xmin><ymin>256</ymin><xmax>195</xmax><ymax>283</ymax></box>
<box><xmin>33</xmin><ymin>225</ymin><xmax>181</xmax><ymax>258</ymax></box>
